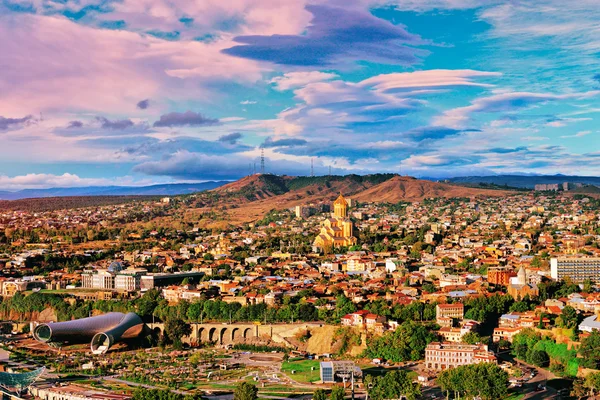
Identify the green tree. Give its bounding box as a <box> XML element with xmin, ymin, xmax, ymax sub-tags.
<box><xmin>579</xmin><ymin>331</ymin><xmax>600</xmax><ymax>369</ymax></box>
<box><xmin>529</xmin><ymin>349</ymin><xmax>550</xmax><ymax>367</ymax></box>
<box><xmin>233</xmin><ymin>382</ymin><xmax>258</xmax><ymax>400</ymax></box>
<box><xmin>462</xmin><ymin>331</ymin><xmax>483</xmax><ymax>345</ymax></box>
<box><xmin>557</xmin><ymin>306</ymin><xmax>580</xmax><ymax>329</ymax></box>
<box><xmin>313</xmin><ymin>389</ymin><xmax>327</xmax><ymax>400</ymax></box>
<box><xmin>330</xmin><ymin>386</ymin><xmax>345</xmax><ymax>400</ymax></box>
<box><xmin>163</xmin><ymin>318</ymin><xmax>191</xmax><ymax>348</ymax></box>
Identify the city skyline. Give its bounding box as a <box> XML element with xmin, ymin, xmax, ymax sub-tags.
<box><xmin>2</xmin><ymin>0</ymin><xmax>600</xmax><ymax>189</ymax></box>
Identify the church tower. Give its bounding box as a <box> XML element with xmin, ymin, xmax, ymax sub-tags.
<box><xmin>517</xmin><ymin>266</ymin><xmax>527</xmax><ymax>285</ymax></box>
<box><xmin>333</xmin><ymin>193</ymin><xmax>348</xmax><ymax>218</ymax></box>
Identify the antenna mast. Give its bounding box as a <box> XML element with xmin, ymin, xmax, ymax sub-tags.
<box><xmin>260</xmin><ymin>147</ymin><xmax>265</xmax><ymax>174</ymax></box>
<box><xmin>311</xmin><ymin>158</ymin><xmax>314</xmax><ymax>177</ymax></box>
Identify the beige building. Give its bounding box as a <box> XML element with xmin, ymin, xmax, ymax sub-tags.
<box><xmin>1</xmin><ymin>280</ymin><xmax>28</xmax><ymax>297</ymax></box>
<box><xmin>313</xmin><ymin>194</ymin><xmax>357</xmax><ymax>252</ymax></box>
<box><xmin>425</xmin><ymin>342</ymin><xmax>496</xmax><ymax>371</ymax></box>
<box><xmin>436</xmin><ymin>303</ymin><xmax>464</xmax><ymax>326</ymax></box>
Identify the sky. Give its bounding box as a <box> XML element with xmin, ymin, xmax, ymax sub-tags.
<box><xmin>1</xmin><ymin>0</ymin><xmax>600</xmax><ymax>190</ymax></box>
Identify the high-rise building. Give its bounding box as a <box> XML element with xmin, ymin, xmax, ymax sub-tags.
<box><xmin>551</xmin><ymin>257</ymin><xmax>600</xmax><ymax>283</ymax></box>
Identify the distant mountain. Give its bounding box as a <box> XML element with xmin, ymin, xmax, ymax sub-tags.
<box><xmin>0</xmin><ymin>181</ymin><xmax>229</xmax><ymax>200</ymax></box>
<box><xmin>445</xmin><ymin>175</ymin><xmax>600</xmax><ymax>189</ymax></box>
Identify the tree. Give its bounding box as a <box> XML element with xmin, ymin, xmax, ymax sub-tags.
<box><xmin>313</xmin><ymin>389</ymin><xmax>327</xmax><ymax>400</ymax></box>
<box><xmin>366</xmin><ymin>370</ymin><xmax>421</xmax><ymax>400</ymax></box>
<box><xmin>437</xmin><ymin>363</ymin><xmax>508</xmax><ymax>400</ymax></box>
<box><xmin>330</xmin><ymin>386</ymin><xmax>345</xmax><ymax>400</ymax></box>
<box><xmin>234</xmin><ymin>382</ymin><xmax>258</xmax><ymax>400</ymax></box>
<box><xmin>163</xmin><ymin>318</ymin><xmax>191</xmax><ymax>348</ymax></box>
<box><xmin>557</xmin><ymin>306</ymin><xmax>579</xmax><ymax>329</ymax></box>
<box><xmin>579</xmin><ymin>331</ymin><xmax>600</xmax><ymax>369</ymax></box>
<box><xmin>462</xmin><ymin>331</ymin><xmax>483</xmax><ymax>345</ymax></box>
<box><xmin>529</xmin><ymin>349</ymin><xmax>549</xmax><ymax>367</ymax></box>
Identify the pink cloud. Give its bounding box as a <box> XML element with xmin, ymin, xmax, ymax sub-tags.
<box><xmin>0</xmin><ymin>13</ymin><xmax>265</xmax><ymax>115</ymax></box>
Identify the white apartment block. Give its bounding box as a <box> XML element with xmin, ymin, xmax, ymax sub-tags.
<box><xmin>550</xmin><ymin>257</ymin><xmax>600</xmax><ymax>283</ymax></box>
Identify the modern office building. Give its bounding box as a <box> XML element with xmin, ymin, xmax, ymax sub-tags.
<box><xmin>425</xmin><ymin>342</ymin><xmax>496</xmax><ymax>371</ymax></box>
<box><xmin>550</xmin><ymin>257</ymin><xmax>600</xmax><ymax>283</ymax></box>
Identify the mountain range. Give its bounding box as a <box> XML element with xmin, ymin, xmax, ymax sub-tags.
<box><xmin>0</xmin><ymin>181</ymin><xmax>229</xmax><ymax>200</ymax></box>
<box><xmin>445</xmin><ymin>174</ymin><xmax>600</xmax><ymax>189</ymax></box>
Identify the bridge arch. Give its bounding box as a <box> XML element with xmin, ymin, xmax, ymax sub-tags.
<box><xmin>208</xmin><ymin>327</ymin><xmax>217</xmax><ymax>342</ymax></box>
<box><xmin>231</xmin><ymin>327</ymin><xmax>240</xmax><ymax>342</ymax></box>
<box><xmin>243</xmin><ymin>327</ymin><xmax>253</xmax><ymax>339</ymax></box>
<box><xmin>220</xmin><ymin>328</ymin><xmax>229</xmax><ymax>344</ymax></box>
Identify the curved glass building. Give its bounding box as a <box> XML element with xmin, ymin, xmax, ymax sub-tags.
<box><xmin>33</xmin><ymin>312</ymin><xmax>144</xmax><ymax>354</ymax></box>
<box><xmin>0</xmin><ymin>367</ymin><xmax>45</xmax><ymax>395</ymax></box>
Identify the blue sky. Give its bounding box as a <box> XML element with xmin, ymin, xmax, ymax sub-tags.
<box><xmin>1</xmin><ymin>0</ymin><xmax>600</xmax><ymax>189</ymax></box>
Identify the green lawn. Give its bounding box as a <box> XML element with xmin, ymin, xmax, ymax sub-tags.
<box><xmin>281</xmin><ymin>360</ymin><xmax>321</xmax><ymax>383</ymax></box>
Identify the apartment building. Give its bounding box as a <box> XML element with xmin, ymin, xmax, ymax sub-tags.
<box><xmin>425</xmin><ymin>342</ymin><xmax>496</xmax><ymax>371</ymax></box>
<box><xmin>550</xmin><ymin>257</ymin><xmax>600</xmax><ymax>283</ymax></box>
<box><xmin>487</xmin><ymin>267</ymin><xmax>512</xmax><ymax>286</ymax></box>
<box><xmin>436</xmin><ymin>303</ymin><xmax>464</xmax><ymax>326</ymax></box>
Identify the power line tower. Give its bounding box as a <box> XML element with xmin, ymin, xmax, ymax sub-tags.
<box><xmin>311</xmin><ymin>158</ymin><xmax>314</xmax><ymax>177</ymax></box>
<box><xmin>260</xmin><ymin>147</ymin><xmax>265</xmax><ymax>174</ymax></box>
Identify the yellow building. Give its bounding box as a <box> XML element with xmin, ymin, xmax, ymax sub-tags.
<box><xmin>313</xmin><ymin>193</ymin><xmax>357</xmax><ymax>252</ymax></box>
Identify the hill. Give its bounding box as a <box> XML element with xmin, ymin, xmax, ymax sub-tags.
<box><xmin>352</xmin><ymin>176</ymin><xmax>511</xmax><ymax>202</ymax></box>
<box><xmin>207</xmin><ymin>174</ymin><xmax>512</xmax><ymax>225</ymax></box>
<box><xmin>0</xmin><ymin>195</ymin><xmax>157</xmax><ymax>212</ymax></box>
<box><xmin>0</xmin><ymin>181</ymin><xmax>229</xmax><ymax>200</ymax></box>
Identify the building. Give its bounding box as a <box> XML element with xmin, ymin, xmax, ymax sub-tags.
<box><xmin>1</xmin><ymin>280</ymin><xmax>28</xmax><ymax>297</ymax></box>
<box><xmin>425</xmin><ymin>342</ymin><xmax>496</xmax><ymax>371</ymax></box>
<box><xmin>313</xmin><ymin>193</ymin><xmax>357</xmax><ymax>252</ymax></box>
<box><xmin>551</xmin><ymin>257</ymin><xmax>600</xmax><ymax>283</ymax></box>
<box><xmin>534</xmin><ymin>184</ymin><xmax>559</xmax><ymax>191</ymax></box>
<box><xmin>320</xmin><ymin>361</ymin><xmax>362</xmax><ymax>383</ymax></box>
<box><xmin>436</xmin><ymin>303</ymin><xmax>464</xmax><ymax>326</ymax></box>
<box><xmin>33</xmin><ymin>312</ymin><xmax>144</xmax><ymax>354</ymax></box>
<box><xmin>507</xmin><ymin>266</ymin><xmax>539</xmax><ymax>299</ymax></box>
<box><xmin>114</xmin><ymin>268</ymin><xmax>147</xmax><ymax>291</ymax></box>
<box><xmin>487</xmin><ymin>267</ymin><xmax>512</xmax><ymax>286</ymax></box>
<box><xmin>579</xmin><ymin>315</ymin><xmax>600</xmax><ymax>333</ymax></box>
<box><xmin>0</xmin><ymin>367</ymin><xmax>45</xmax><ymax>396</ymax></box>
<box><xmin>140</xmin><ymin>271</ymin><xmax>205</xmax><ymax>290</ymax></box>
<box><xmin>82</xmin><ymin>266</ymin><xmax>147</xmax><ymax>291</ymax></box>
<box><xmin>438</xmin><ymin>321</ymin><xmax>478</xmax><ymax>342</ymax></box>
<box><xmin>341</xmin><ymin>310</ymin><xmax>386</xmax><ymax>331</ymax></box>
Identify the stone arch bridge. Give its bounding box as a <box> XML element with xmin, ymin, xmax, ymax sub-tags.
<box><xmin>148</xmin><ymin>322</ymin><xmax>322</xmax><ymax>346</ymax></box>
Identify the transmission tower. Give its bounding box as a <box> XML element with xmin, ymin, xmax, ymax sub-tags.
<box><xmin>311</xmin><ymin>158</ymin><xmax>314</xmax><ymax>177</ymax></box>
<box><xmin>260</xmin><ymin>147</ymin><xmax>265</xmax><ymax>174</ymax></box>
<box><xmin>329</xmin><ymin>165</ymin><xmax>332</xmax><ymax>176</ymax></box>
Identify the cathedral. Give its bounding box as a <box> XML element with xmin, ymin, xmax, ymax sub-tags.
<box><xmin>313</xmin><ymin>193</ymin><xmax>357</xmax><ymax>252</ymax></box>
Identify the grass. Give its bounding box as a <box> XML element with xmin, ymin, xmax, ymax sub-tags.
<box><xmin>280</xmin><ymin>359</ymin><xmax>321</xmax><ymax>383</ymax></box>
